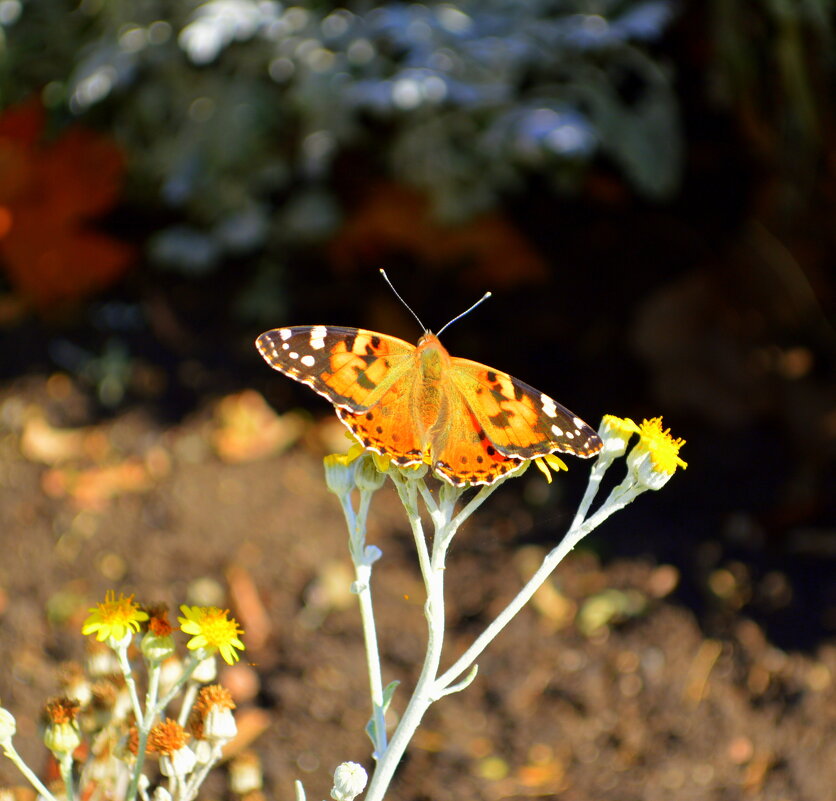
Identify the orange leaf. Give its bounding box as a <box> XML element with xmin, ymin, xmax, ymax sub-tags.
<box><xmin>0</xmin><ymin>97</ymin><xmax>133</xmax><ymax>310</ymax></box>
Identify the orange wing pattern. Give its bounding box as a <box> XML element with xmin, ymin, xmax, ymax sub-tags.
<box><xmin>256</xmin><ymin>326</ymin><xmax>414</xmax><ymax>411</ymax></box>
<box><xmin>449</xmin><ymin>358</ymin><xmax>602</xmax><ymax>460</ymax></box>
<box><xmin>256</xmin><ymin>325</ymin><xmax>602</xmax><ymax>487</ymax></box>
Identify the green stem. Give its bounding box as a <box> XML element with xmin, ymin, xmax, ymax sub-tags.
<box><xmin>115</xmin><ymin>641</ymin><xmax>143</xmax><ymax>723</ymax></box>
<box><xmin>126</xmin><ymin>656</ymin><xmax>201</xmax><ymax>801</ymax></box>
<box><xmin>177</xmin><ymin>680</ymin><xmax>199</xmax><ymax>728</ymax></box>
<box><xmin>185</xmin><ymin>743</ymin><xmax>223</xmax><ymax>800</ymax></box>
<box><xmin>435</xmin><ymin>480</ymin><xmax>643</xmax><ymax>692</ymax></box>
<box><xmin>2</xmin><ymin>742</ymin><xmax>61</xmax><ymax>801</ymax></box>
<box><xmin>364</xmin><ymin>479</ymin><xmax>471</xmax><ymax>801</ymax></box>
<box><xmin>344</xmin><ymin>489</ymin><xmax>387</xmax><ymax>756</ymax></box>
<box><xmin>570</xmin><ymin>453</ymin><xmax>611</xmax><ymax>530</ymax></box>
<box><xmin>58</xmin><ymin>752</ymin><xmax>75</xmax><ymax>801</ymax></box>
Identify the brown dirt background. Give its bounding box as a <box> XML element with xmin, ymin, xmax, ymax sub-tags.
<box><xmin>0</xmin><ymin>371</ymin><xmax>833</xmax><ymax>801</ymax></box>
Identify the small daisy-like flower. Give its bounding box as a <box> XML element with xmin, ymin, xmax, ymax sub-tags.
<box><xmin>82</xmin><ymin>592</ymin><xmax>149</xmax><ymax>646</ymax></box>
<box><xmin>148</xmin><ymin>719</ymin><xmax>196</xmax><ymax>777</ymax></box>
<box><xmin>43</xmin><ymin>697</ymin><xmax>82</xmax><ymax>757</ymax></box>
<box><xmin>178</xmin><ymin>606</ymin><xmax>245</xmax><ymax>666</ymax></box>
<box><xmin>599</xmin><ymin>415</ymin><xmax>640</xmax><ymax>458</ymax></box>
<box><xmin>628</xmin><ymin>417</ymin><xmax>687</xmax><ymax>490</ymax></box>
<box><xmin>193</xmin><ymin>685</ymin><xmax>237</xmax><ymax>744</ymax></box>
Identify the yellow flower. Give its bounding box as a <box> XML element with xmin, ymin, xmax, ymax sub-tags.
<box><xmin>178</xmin><ymin>606</ymin><xmax>245</xmax><ymax>665</ymax></box>
<box><xmin>82</xmin><ymin>591</ymin><xmax>149</xmax><ymax>644</ymax></box>
<box><xmin>628</xmin><ymin>417</ymin><xmax>687</xmax><ymax>490</ymax></box>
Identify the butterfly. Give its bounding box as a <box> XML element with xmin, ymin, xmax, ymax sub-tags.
<box><xmin>255</xmin><ymin>323</ymin><xmax>602</xmax><ymax>486</ymax></box>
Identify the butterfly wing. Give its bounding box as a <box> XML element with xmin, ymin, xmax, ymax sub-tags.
<box><xmin>337</xmin><ymin>383</ymin><xmax>426</xmax><ymax>467</ymax></box>
<box><xmin>449</xmin><ymin>357</ymin><xmax>602</xmax><ymax>460</ymax></box>
<box><xmin>432</xmin><ymin>399</ymin><xmax>524</xmax><ymax>486</ymax></box>
<box><xmin>255</xmin><ymin>326</ymin><xmax>415</xmax><ymax>412</ymax></box>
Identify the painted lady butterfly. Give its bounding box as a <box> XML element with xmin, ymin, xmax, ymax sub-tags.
<box><xmin>256</xmin><ymin>323</ymin><xmax>602</xmax><ymax>486</ymax></box>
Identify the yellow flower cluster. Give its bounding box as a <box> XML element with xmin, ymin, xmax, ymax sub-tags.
<box><xmin>82</xmin><ymin>595</ymin><xmax>245</xmax><ymax>665</ymax></box>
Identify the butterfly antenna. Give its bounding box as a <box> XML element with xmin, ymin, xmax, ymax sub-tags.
<box><xmin>436</xmin><ymin>291</ymin><xmax>493</xmax><ymax>337</ymax></box>
<box><xmin>379</xmin><ymin>269</ymin><xmax>427</xmax><ymax>331</ymax></box>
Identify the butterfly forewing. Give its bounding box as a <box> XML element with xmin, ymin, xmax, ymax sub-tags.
<box><xmin>449</xmin><ymin>357</ymin><xmax>602</xmax><ymax>460</ymax></box>
<box><xmin>256</xmin><ymin>326</ymin><xmax>415</xmax><ymax>412</ymax></box>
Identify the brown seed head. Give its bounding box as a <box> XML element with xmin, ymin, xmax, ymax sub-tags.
<box><xmin>45</xmin><ymin>697</ymin><xmax>80</xmax><ymax>725</ymax></box>
<box><xmin>194</xmin><ymin>684</ymin><xmax>236</xmax><ymax>716</ymax></box>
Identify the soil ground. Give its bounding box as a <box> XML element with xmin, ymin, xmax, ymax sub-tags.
<box><xmin>0</xmin><ymin>376</ymin><xmax>833</xmax><ymax>801</ymax></box>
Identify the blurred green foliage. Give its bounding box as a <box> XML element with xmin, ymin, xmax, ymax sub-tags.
<box><xmin>1</xmin><ymin>0</ymin><xmax>680</xmax><ymax>319</ymax></box>
<box><xmin>710</xmin><ymin>0</ymin><xmax>833</xmax><ymax>177</ymax></box>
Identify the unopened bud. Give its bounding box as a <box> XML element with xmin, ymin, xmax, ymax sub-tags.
<box><xmin>330</xmin><ymin>761</ymin><xmax>367</xmax><ymax>801</ymax></box>
<box><xmin>0</xmin><ymin>706</ymin><xmax>17</xmax><ymax>745</ymax></box>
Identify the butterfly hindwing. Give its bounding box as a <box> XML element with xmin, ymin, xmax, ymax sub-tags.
<box><xmin>433</xmin><ymin>402</ymin><xmax>523</xmax><ymax>486</ymax></box>
<box><xmin>256</xmin><ymin>326</ymin><xmax>415</xmax><ymax>412</ymax></box>
<box><xmin>337</xmin><ymin>382</ymin><xmax>425</xmax><ymax>467</ymax></box>
<box><xmin>450</xmin><ymin>357</ymin><xmax>602</xmax><ymax>460</ymax></box>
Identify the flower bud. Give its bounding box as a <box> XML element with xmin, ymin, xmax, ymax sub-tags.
<box><xmin>142</xmin><ymin>607</ymin><xmax>176</xmax><ymax>664</ymax></box>
<box><xmin>598</xmin><ymin>415</ymin><xmax>639</xmax><ymax>458</ymax></box>
<box><xmin>194</xmin><ymin>685</ymin><xmax>237</xmax><ymax>745</ymax></box>
<box><xmin>191</xmin><ymin>656</ymin><xmax>218</xmax><ymax>684</ymax></box>
<box><xmin>229</xmin><ymin>751</ymin><xmax>263</xmax><ymax>795</ymax></box>
<box><xmin>141</xmin><ymin>631</ymin><xmax>176</xmax><ymax>664</ymax></box>
<box><xmin>204</xmin><ymin>703</ymin><xmax>237</xmax><ymax>743</ymax></box>
<box><xmin>43</xmin><ymin>698</ymin><xmax>82</xmax><ymax>757</ymax></box>
<box><xmin>159</xmin><ymin>745</ymin><xmax>197</xmax><ymax>778</ymax></box>
<box><xmin>148</xmin><ymin>719</ymin><xmax>196</xmax><ymax>777</ymax></box>
<box><xmin>354</xmin><ymin>453</ymin><xmax>387</xmax><ymax>492</ymax></box>
<box><xmin>330</xmin><ymin>761</ymin><xmax>368</xmax><ymax>801</ymax></box>
<box><xmin>324</xmin><ymin>453</ymin><xmax>357</xmax><ymax>497</ymax></box>
<box><xmin>0</xmin><ymin>706</ymin><xmax>17</xmax><ymax>745</ymax></box>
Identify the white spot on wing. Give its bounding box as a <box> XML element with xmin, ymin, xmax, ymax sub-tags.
<box><xmin>279</xmin><ymin>328</ymin><xmax>292</xmax><ymax>340</ymax></box>
<box><xmin>551</xmin><ymin>425</ymin><xmax>564</xmax><ymax>437</ymax></box>
<box><xmin>541</xmin><ymin>394</ymin><xmax>558</xmax><ymax>418</ymax></box>
<box><xmin>300</xmin><ymin>354</ymin><xmax>316</xmax><ymax>367</ymax></box>
<box><xmin>289</xmin><ymin>351</ymin><xmax>299</xmax><ymax>360</ymax></box>
<box><xmin>310</xmin><ymin>325</ymin><xmax>327</xmax><ymax>350</ymax></box>
<box><xmin>573</xmin><ymin>416</ymin><xmax>585</xmax><ymax>430</ymax></box>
